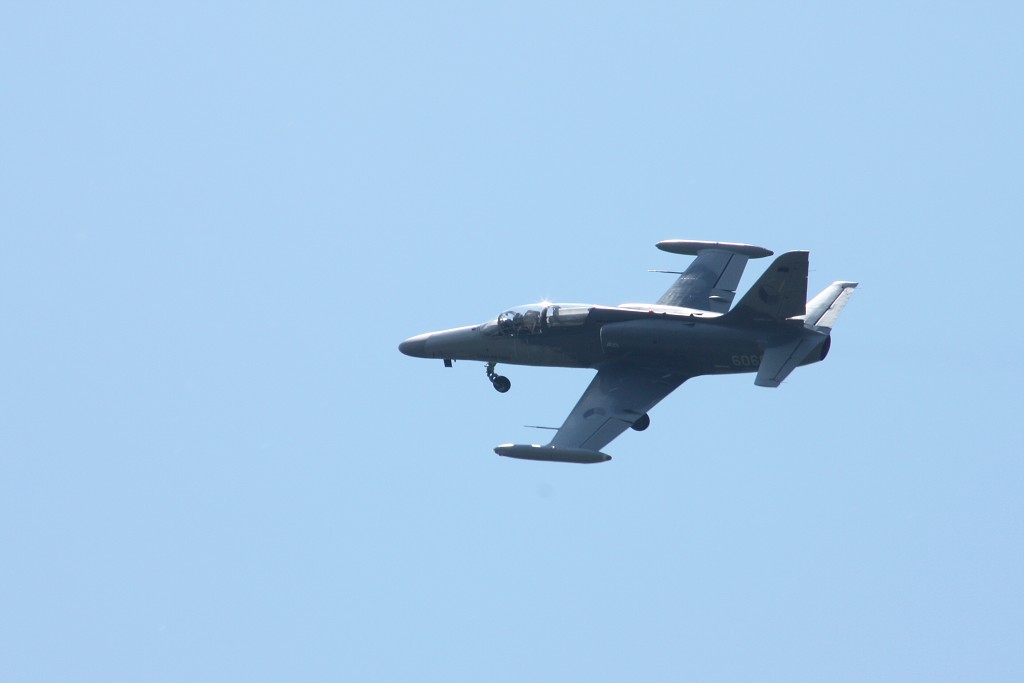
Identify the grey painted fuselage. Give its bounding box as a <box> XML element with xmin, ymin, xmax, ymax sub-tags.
<box><xmin>399</xmin><ymin>303</ymin><xmax>827</xmax><ymax>378</ymax></box>
<box><xmin>399</xmin><ymin>240</ymin><xmax>856</xmax><ymax>463</ymax></box>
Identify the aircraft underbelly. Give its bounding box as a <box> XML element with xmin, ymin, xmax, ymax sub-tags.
<box><xmin>598</xmin><ymin>319</ymin><xmax>784</xmax><ymax>376</ymax></box>
<box><xmin>509</xmin><ymin>337</ymin><xmax>593</xmax><ymax>368</ymax></box>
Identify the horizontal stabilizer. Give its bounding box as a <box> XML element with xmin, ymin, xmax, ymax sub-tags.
<box><xmin>494</xmin><ymin>444</ymin><xmax>611</xmax><ymax>464</ymax></box>
<box><xmin>803</xmin><ymin>281</ymin><xmax>858</xmax><ymax>330</ymax></box>
<box><xmin>755</xmin><ymin>334</ymin><xmax>827</xmax><ymax>387</ymax></box>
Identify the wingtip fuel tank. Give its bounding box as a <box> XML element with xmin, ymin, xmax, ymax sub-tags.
<box><xmin>494</xmin><ymin>444</ymin><xmax>612</xmax><ymax>464</ymax></box>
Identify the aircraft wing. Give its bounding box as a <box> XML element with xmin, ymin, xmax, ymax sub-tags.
<box><xmin>655</xmin><ymin>240</ymin><xmax>772</xmax><ymax>313</ymax></box>
<box><xmin>550</xmin><ymin>364</ymin><xmax>687</xmax><ymax>453</ymax></box>
<box><xmin>495</xmin><ymin>364</ymin><xmax>687</xmax><ymax>463</ymax></box>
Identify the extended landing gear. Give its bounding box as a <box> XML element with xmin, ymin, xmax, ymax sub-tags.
<box><xmin>631</xmin><ymin>413</ymin><xmax>650</xmax><ymax>431</ymax></box>
<box><xmin>486</xmin><ymin>362</ymin><xmax>511</xmax><ymax>393</ymax></box>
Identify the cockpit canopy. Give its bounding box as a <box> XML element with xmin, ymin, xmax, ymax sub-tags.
<box><xmin>482</xmin><ymin>303</ymin><xmax>592</xmax><ymax>336</ymax></box>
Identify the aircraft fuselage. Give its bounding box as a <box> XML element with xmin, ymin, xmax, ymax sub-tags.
<box><xmin>398</xmin><ymin>240</ymin><xmax>856</xmax><ymax>463</ymax></box>
<box><xmin>399</xmin><ymin>303</ymin><xmax>825</xmax><ymax>378</ymax></box>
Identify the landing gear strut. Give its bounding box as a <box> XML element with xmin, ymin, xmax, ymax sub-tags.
<box><xmin>486</xmin><ymin>362</ymin><xmax>511</xmax><ymax>393</ymax></box>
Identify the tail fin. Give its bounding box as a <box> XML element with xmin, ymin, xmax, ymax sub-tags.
<box><xmin>727</xmin><ymin>251</ymin><xmax>809</xmax><ymax>322</ymax></box>
<box><xmin>802</xmin><ymin>281</ymin><xmax>858</xmax><ymax>330</ymax></box>
<box><xmin>753</xmin><ymin>280</ymin><xmax>858</xmax><ymax>388</ymax></box>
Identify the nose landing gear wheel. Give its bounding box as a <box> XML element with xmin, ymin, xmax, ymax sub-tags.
<box><xmin>486</xmin><ymin>362</ymin><xmax>511</xmax><ymax>393</ymax></box>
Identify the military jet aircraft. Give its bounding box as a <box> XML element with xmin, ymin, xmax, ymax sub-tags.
<box><xmin>399</xmin><ymin>240</ymin><xmax>857</xmax><ymax>464</ymax></box>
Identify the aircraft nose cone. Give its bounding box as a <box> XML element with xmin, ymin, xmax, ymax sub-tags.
<box><xmin>399</xmin><ymin>333</ymin><xmax>429</xmax><ymax>358</ymax></box>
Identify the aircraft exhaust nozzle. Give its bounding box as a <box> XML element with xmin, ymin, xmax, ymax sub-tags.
<box><xmin>819</xmin><ymin>335</ymin><xmax>832</xmax><ymax>361</ymax></box>
<box><xmin>494</xmin><ymin>444</ymin><xmax>611</xmax><ymax>464</ymax></box>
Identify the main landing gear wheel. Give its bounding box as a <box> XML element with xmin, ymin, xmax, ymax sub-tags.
<box><xmin>631</xmin><ymin>413</ymin><xmax>650</xmax><ymax>431</ymax></box>
<box><xmin>486</xmin><ymin>362</ymin><xmax>511</xmax><ymax>393</ymax></box>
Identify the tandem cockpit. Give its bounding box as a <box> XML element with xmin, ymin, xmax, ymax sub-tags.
<box><xmin>481</xmin><ymin>303</ymin><xmax>593</xmax><ymax>337</ymax></box>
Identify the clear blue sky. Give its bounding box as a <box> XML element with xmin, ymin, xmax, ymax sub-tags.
<box><xmin>2</xmin><ymin>2</ymin><xmax>1022</xmax><ymax>681</ymax></box>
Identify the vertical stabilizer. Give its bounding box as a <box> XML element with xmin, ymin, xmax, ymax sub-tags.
<box><xmin>727</xmin><ymin>251</ymin><xmax>809</xmax><ymax>322</ymax></box>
